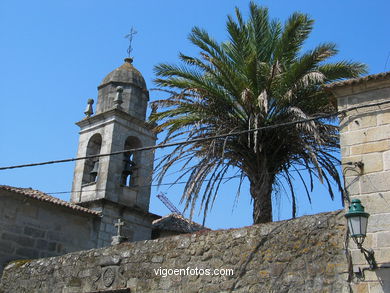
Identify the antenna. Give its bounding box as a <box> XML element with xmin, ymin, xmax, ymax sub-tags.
<box><xmin>156</xmin><ymin>192</ymin><xmax>182</xmax><ymax>215</ymax></box>
<box><xmin>124</xmin><ymin>27</ymin><xmax>138</xmax><ymax>58</ymax></box>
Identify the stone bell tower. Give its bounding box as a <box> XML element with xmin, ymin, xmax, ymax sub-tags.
<box><xmin>71</xmin><ymin>58</ymin><xmax>157</xmax><ymax>246</ymax></box>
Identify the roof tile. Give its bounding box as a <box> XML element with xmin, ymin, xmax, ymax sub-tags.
<box><xmin>0</xmin><ymin>185</ymin><xmax>100</xmax><ymax>216</ymax></box>
<box><xmin>325</xmin><ymin>71</ymin><xmax>390</xmax><ymax>90</ymax></box>
<box><xmin>152</xmin><ymin>213</ymin><xmax>208</xmax><ymax>233</ymax></box>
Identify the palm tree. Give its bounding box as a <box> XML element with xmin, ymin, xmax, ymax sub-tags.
<box><xmin>150</xmin><ymin>2</ymin><xmax>367</xmax><ymax>224</ymax></box>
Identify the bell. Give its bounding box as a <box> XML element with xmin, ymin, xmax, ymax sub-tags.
<box><xmin>90</xmin><ymin>160</ymin><xmax>99</xmax><ymax>181</ymax></box>
<box><xmin>123</xmin><ymin>159</ymin><xmax>136</xmax><ymax>176</ymax></box>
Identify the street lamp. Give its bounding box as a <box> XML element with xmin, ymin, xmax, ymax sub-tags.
<box><xmin>345</xmin><ymin>199</ymin><xmax>377</xmax><ymax>270</ymax></box>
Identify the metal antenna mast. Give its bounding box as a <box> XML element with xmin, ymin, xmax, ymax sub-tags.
<box><xmin>124</xmin><ymin>27</ymin><xmax>137</xmax><ymax>58</ymax></box>
<box><xmin>156</xmin><ymin>192</ymin><xmax>182</xmax><ymax>215</ymax></box>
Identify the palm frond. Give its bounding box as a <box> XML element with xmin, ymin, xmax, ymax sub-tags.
<box><xmin>150</xmin><ymin>2</ymin><xmax>366</xmax><ymax>224</ymax></box>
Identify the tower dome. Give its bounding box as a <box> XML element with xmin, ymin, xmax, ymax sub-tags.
<box><xmin>99</xmin><ymin>57</ymin><xmax>147</xmax><ymax>90</ymax></box>
<box><xmin>95</xmin><ymin>58</ymin><xmax>149</xmax><ymax>120</ymax></box>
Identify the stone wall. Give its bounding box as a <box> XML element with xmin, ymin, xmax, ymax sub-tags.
<box><xmin>0</xmin><ymin>190</ymin><xmax>98</xmax><ymax>276</ymax></box>
<box><xmin>0</xmin><ymin>210</ymin><xmax>349</xmax><ymax>293</ymax></box>
<box><xmin>329</xmin><ymin>74</ymin><xmax>390</xmax><ymax>292</ymax></box>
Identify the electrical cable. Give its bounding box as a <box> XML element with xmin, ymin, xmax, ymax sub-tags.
<box><xmin>1</xmin><ymin>99</ymin><xmax>390</xmax><ymax>171</ymax></box>
<box><xmin>45</xmin><ymin>162</ymin><xmax>348</xmax><ymax>195</ymax></box>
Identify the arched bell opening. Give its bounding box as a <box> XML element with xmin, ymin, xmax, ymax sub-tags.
<box><xmin>82</xmin><ymin>133</ymin><xmax>102</xmax><ymax>184</ymax></box>
<box><xmin>121</xmin><ymin>136</ymin><xmax>141</xmax><ymax>187</ymax></box>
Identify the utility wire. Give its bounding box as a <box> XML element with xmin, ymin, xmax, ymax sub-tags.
<box><xmin>46</xmin><ymin>161</ymin><xmax>350</xmax><ymax>195</ymax></box>
<box><xmin>47</xmin><ymin>175</ymin><xmax>241</xmax><ymax>195</ymax></box>
<box><xmin>1</xmin><ymin>99</ymin><xmax>390</xmax><ymax>171</ymax></box>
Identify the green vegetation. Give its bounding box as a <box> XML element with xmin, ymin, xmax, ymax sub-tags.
<box><xmin>150</xmin><ymin>2</ymin><xmax>366</xmax><ymax>224</ymax></box>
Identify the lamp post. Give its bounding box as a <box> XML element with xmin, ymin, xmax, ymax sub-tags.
<box><xmin>345</xmin><ymin>199</ymin><xmax>377</xmax><ymax>270</ymax></box>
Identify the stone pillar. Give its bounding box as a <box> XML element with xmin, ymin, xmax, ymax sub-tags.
<box><xmin>328</xmin><ymin>73</ymin><xmax>390</xmax><ymax>292</ymax></box>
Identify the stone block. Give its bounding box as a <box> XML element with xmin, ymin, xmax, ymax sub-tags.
<box><xmin>350</xmin><ymin>249</ymin><xmax>368</xmax><ymax>266</ymax></box>
<box><xmin>378</xmin><ymin>110</ymin><xmax>390</xmax><ymax>125</ymax></box>
<box><xmin>341</xmin><ymin>125</ymin><xmax>390</xmax><ymax>146</ymax></box>
<box><xmin>102</xmin><ymin>206</ymin><xmax>119</xmax><ymax>218</ymax></box>
<box><xmin>348</xmin><ymin>232</ymin><xmax>374</xmax><ymax>250</ymax></box>
<box><xmin>0</xmin><ymin>241</ymin><xmax>15</xmax><ymax>254</ymax></box>
<box><xmin>369</xmin><ymin>281</ymin><xmax>388</xmax><ymax>293</ymax></box>
<box><xmin>348</xmin><ymin>88</ymin><xmax>390</xmax><ymax>108</ymax></box>
<box><xmin>377</xmin><ymin>232</ymin><xmax>390</xmax><ymax>248</ymax></box>
<box><xmin>344</xmin><ymin>176</ymin><xmax>360</xmax><ymax>196</ymax></box>
<box><xmin>151</xmin><ymin>255</ymin><xmax>163</xmax><ymax>263</ymax></box>
<box><xmin>0</xmin><ymin>224</ymin><xmax>23</xmax><ymax>234</ymax></box>
<box><xmin>339</xmin><ymin>117</ymin><xmax>349</xmax><ymax>134</ymax></box>
<box><xmin>350</xmin><ymin>140</ymin><xmax>390</xmax><ymax>155</ymax></box>
<box><xmin>352</xmin><ymin>193</ymin><xmax>390</xmax><ymax>215</ymax></box>
<box><xmin>360</xmin><ymin>171</ymin><xmax>390</xmax><ymax>194</ymax></box>
<box><xmin>20</xmin><ymin>204</ymin><xmax>39</xmax><ymax>219</ymax></box>
<box><xmin>24</xmin><ymin>226</ymin><xmax>46</xmax><ymax>238</ymax></box>
<box><xmin>342</xmin><ymin>153</ymin><xmax>383</xmax><ymax>175</ymax></box>
<box><xmin>337</xmin><ymin>97</ymin><xmax>349</xmax><ymax>110</ymax></box>
<box><xmin>56</xmin><ymin>243</ymin><xmax>64</xmax><ymax>253</ymax></box>
<box><xmin>35</xmin><ymin>239</ymin><xmax>48</xmax><ymax>250</ymax></box>
<box><xmin>48</xmin><ymin>241</ymin><xmax>57</xmax><ymax>252</ymax></box>
<box><xmin>15</xmin><ymin>247</ymin><xmax>39</xmax><ymax>258</ymax></box>
<box><xmin>341</xmin><ymin>147</ymin><xmax>350</xmax><ymax>157</ymax></box>
<box><xmin>99</xmin><ymin>232</ymin><xmax>111</xmax><ymax>242</ymax></box>
<box><xmin>366</xmin><ymin>125</ymin><xmax>390</xmax><ymax>143</ymax></box>
<box><xmin>351</xmin><ymin>282</ymin><xmax>368</xmax><ymax>293</ymax></box>
<box><xmin>361</xmin><ymin>269</ymin><xmax>381</xmax><ymax>282</ymax></box>
<box><xmin>373</xmin><ymin>248</ymin><xmax>390</xmax><ymax>265</ymax></box>
<box><xmin>348</xmin><ymin>114</ymin><xmax>376</xmax><ymax>131</ymax></box>
<box><xmin>383</xmin><ymin>150</ymin><xmax>390</xmax><ymax>170</ymax></box>
<box><xmin>367</xmin><ymin>213</ymin><xmax>390</xmax><ymax>233</ymax></box>
<box><xmin>340</xmin><ymin>130</ymin><xmax>365</xmax><ymax>147</ymax></box>
<box><xmin>1</xmin><ymin>233</ymin><xmax>35</xmax><ymax>247</ymax></box>
<box><xmin>104</xmin><ymin>224</ymin><xmax>115</xmax><ymax>234</ymax></box>
<box><xmin>47</xmin><ymin>231</ymin><xmax>64</xmax><ymax>242</ymax></box>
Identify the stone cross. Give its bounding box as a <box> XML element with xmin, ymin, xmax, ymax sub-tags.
<box><xmin>114</xmin><ymin>218</ymin><xmax>124</xmax><ymax>237</ymax></box>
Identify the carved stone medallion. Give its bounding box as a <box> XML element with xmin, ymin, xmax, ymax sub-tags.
<box><xmin>102</xmin><ymin>267</ymin><xmax>116</xmax><ymax>288</ymax></box>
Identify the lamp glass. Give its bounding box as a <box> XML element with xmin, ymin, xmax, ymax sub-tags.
<box><xmin>348</xmin><ymin>215</ymin><xmax>367</xmax><ymax>237</ymax></box>
<box><xmin>348</xmin><ymin>215</ymin><xmax>369</xmax><ymax>246</ymax></box>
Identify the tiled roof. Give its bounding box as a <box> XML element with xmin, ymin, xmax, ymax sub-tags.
<box><xmin>325</xmin><ymin>71</ymin><xmax>390</xmax><ymax>90</ymax></box>
<box><xmin>152</xmin><ymin>213</ymin><xmax>208</xmax><ymax>234</ymax></box>
<box><xmin>0</xmin><ymin>185</ymin><xmax>100</xmax><ymax>216</ymax></box>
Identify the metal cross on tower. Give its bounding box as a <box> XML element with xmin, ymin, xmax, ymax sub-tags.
<box><xmin>124</xmin><ymin>27</ymin><xmax>137</xmax><ymax>58</ymax></box>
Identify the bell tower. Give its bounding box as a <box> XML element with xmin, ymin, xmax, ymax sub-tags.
<box><xmin>71</xmin><ymin>58</ymin><xmax>157</xmax><ymax>246</ymax></box>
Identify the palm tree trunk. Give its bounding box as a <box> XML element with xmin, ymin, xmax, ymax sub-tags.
<box><xmin>250</xmin><ymin>172</ymin><xmax>274</xmax><ymax>224</ymax></box>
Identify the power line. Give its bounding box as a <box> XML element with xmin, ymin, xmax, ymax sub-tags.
<box><xmin>45</xmin><ymin>161</ymin><xmax>348</xmax><ymax>196</ymax></box>
<box><xmin>46</xmin><ymin>175</ymin><xmax>242</xmax><ymax>195</ymax></box>
<box><xmin>1</xmin><ymin>99</ymin><xmax>390</xmax><ymax>171</ymax></box>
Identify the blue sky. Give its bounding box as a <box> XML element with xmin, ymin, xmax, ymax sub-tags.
<box><xmin>1</xmin><ymin>0</ymin><xmax>389</xmax><ymax>230</ymax></box>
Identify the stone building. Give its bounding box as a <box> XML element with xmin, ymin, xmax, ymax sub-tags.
<box><xmin>0</xmin><ymin>58</ymin><xmax>203</xmax><ymax>277</ymax></box>
<box><xmin>326</xmin><ymin>72</ymin><xmax>390</xmax><ymax>292</ymax></box>
<box><xmin>0</xmin><ymin>185</ymin><xmax>100</xmax><ymax>274</ymax></box>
